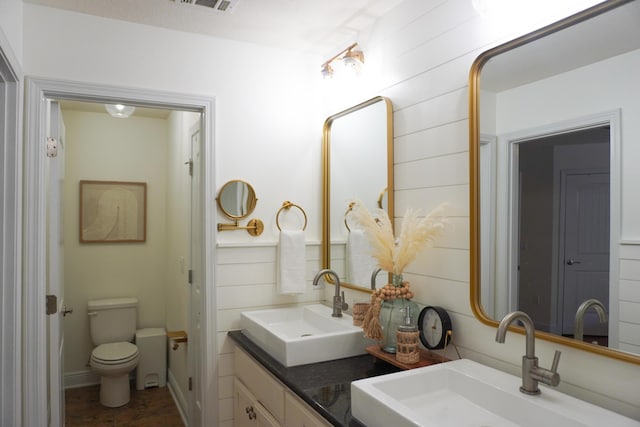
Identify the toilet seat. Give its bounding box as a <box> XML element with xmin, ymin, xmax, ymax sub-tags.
<box><xmin>91</xmin><ymin>342</ymin><xmax>139</xmax><ymax>365</ymax></box>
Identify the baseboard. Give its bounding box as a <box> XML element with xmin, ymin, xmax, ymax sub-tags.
<box><xmin>64</xmin><ymin>370</ymin><xmax>100</xmax><ymax>389</ymax></box>
<box><xmin>168</xmin><ymin>369</ymin><xmax>189</xmax><ymax>426</ymax></box>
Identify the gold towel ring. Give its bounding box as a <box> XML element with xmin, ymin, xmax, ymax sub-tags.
<box><xmin>344</xmin><ymin>202</ymin><xmax>355</xmax><ymax>232</ymax></box>
<box><xmin>276</xmin><ymin>201</ymin><xmax>308</xmax><ymax>231</ymax></box>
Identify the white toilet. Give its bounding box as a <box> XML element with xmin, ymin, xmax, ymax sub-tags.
<box><xmin>88</xmin><ymin>297</ymin><xmax>140</xmax><ymax>408</ymax></box>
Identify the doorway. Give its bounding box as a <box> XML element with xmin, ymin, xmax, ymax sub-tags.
<box><xmin>23</xmin><ymin>78</ymin><xmax>218</xmax><ymax>427</ymax></box>
<box><xmin>516</xmin><ymin>126</ymin><xmax>611</xmax><ymax>338</ymax></box>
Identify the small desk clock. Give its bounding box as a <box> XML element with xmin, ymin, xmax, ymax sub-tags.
<box><xmin>418</xmin><ymin>306</ymin><xmax>453</xmax><ymax>350</ymax></box>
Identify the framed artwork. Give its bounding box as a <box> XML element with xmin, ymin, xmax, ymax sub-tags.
<box><xmin>79</xmin><ymin>180</ymin><xmax>147</xmax><ymax>243</ymax></box>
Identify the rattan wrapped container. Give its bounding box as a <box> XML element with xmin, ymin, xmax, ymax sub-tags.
<box><xmin>396</xmin><ymin>325</ymin><xmax>419</xmax><ymax>364</ymax></box>
<box><xmin>352</xmin><ymin>302</ymin><xmax>370</xmax><ymax>326</ymax></box>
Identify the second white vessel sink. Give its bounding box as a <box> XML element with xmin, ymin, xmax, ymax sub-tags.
<box><xmin>240</xmin><ymin>304</ymin><xmax>373</xmax><ymax>367</ymax></box>
<box><xmin>351</xmin><ymin>358</ymin><xmax>639</xmax><ymax>427</ymax></box>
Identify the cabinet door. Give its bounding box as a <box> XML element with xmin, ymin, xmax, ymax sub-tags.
<box><xmin>235</xmin><ymin>348</ymin><xmax>285</xmax><ymax>423</ymax></box>
<box><xmin>235</xmin><ymin>378</ymin><xmax>282</xmax><ymax>427</ymax></box>
<box><xmin>285</xmin><ymin>391</ymin><xmax>332</xmax><ymax>427</ymax></box>
<box><xmin>235</xmin><ymin>378</ymin><xmax>257</xmax><ymax>427</ymax></box>
<box><xmin>254</xmin><ymin>401</ymin><xmax>281</xmax><ymax>427</ymax></box>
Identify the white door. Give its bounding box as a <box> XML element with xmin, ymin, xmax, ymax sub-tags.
<box><xmin>189</xmin><ymin>119</ymin><xmax>203</xmax><ymax>426</ymax></box>
<box><xmin>560</xmin><ymin>171</ymin><xmax>610</xmax><ymax>336</ymax></box>
<box><xmin>46</xmin><ymin>100</ymin><xmax>66</xmax><ymax>427</ymax></box>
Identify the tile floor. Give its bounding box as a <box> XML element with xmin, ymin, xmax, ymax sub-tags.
<box><xmin>65</xmin><ymin>384</ymin><xmax>185</xmax><ymax>426</ymax></box>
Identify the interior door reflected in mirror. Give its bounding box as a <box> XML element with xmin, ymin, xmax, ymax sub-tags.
<box><xmin>322</xmin><ymin>96</ymin><xmax>394</xmax><ymax>291</ymax></box>
<box><xmin>469</xmin><ymin>0</ymin><xmax>640</xmax><ymax>364</ymax></box>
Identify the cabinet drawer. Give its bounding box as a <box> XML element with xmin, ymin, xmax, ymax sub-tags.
<box><xmin>235</xmin><ymin>348</ymin><xmax>285</xmax><ymax>424</ymax></box>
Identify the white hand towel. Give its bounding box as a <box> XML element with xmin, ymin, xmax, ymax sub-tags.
<box><xmin>347</xmin><ymin>229</ymin><xmax>377</xmax><ymax>286</ymax></box>
<box><xmin>277</xmin><ymin>229</ymin><xmax>306</xmax><ymax>294</ymax></box>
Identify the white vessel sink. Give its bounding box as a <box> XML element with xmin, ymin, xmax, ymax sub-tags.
<box><xmin>351</xmin><ymin>358</ymin><xmax>639</xmax><ymax>427</ymax></box>
<box><xmin>240</xmin><ymin>304</ymin><xmax>373</xmax><ymax>367</ymax></box>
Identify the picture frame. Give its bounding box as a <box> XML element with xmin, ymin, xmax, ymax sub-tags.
<box><xmin>79</xmin><ymin>180</ymin><xmax>147</xmax><ymax>243</ymax></box>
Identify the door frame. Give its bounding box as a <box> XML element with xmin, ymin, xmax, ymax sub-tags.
<box><xmin>0</xmin><ymin>29</ymin><xmax>23</xmax><ymax>427</ymax></box>
<box><xmin>23</xmin><ymin>77</ymin><xmax>218</xmax><ymax>426</ymax></box>
<box><xmin>497</xmin><ymin>110</ymin><xmax>620</xmax><ymax>342</ymax></box>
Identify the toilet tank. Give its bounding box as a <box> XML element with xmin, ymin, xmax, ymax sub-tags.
<box><xmin>88</xmin><ymin>297</ymin><xmax>138</xmax><ymax>345</ymax></box>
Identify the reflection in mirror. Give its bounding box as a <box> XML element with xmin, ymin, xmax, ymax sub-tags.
<box><xmin>217</xmin><ymin>179</ymin><xmax>257</xmax><ymax>219</ymax></box>
<box><xmin>470</xmin><ymin>0</ymin><xmax>640</xmax><ymax>364</ymax></box>
<box><xmin>322</xmin><ymin>96</ymin><xmax>393</xmax><ymax>291</ymax></box>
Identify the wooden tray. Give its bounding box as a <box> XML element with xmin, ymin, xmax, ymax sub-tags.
<box><xmin>366</xmin><ymin>345</ymin><xmax>448</xmax><ymax>370</ymax></box>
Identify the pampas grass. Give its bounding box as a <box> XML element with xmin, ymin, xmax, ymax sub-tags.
<box><xmin>350</xmin><ymin>201</ymin><xmax>448</xmax><ymax>275</ymax></box>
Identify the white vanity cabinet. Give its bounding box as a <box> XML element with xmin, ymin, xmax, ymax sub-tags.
<box><xmin>234</xmin><ymin>347</ymin><xmax>332</xmax><ymax>427</ymax></box>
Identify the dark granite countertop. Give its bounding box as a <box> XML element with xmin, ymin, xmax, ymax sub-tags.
<box><xmin>228</xmin><ymin>330</ymin><xmax>401</xmax><ymax>427</ymax></box>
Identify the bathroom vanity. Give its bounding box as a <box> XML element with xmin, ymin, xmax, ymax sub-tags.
<box><xmin>228</xmin><ymin>331</ymin><xmax>401</xmax><ymax>426</ymax></box>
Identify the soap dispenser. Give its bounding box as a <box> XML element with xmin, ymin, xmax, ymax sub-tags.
<box><xmin>396</xmin><ymin>306</ymin><xmax>419</xmax><ymax>364</ymax></box>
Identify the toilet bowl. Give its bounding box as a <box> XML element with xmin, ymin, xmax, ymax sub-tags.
<box><xmin>90</xmin><ymin>342</ymin><xmax>140</xmax><ymax>407</ymax></box>
<box><xmin>88</xmin><ymin>297</ymin><xmax>139</xmax><ymax>407</ymax></box>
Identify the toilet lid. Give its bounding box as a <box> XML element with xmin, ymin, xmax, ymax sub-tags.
<box><xmin>92</xmin><ymin>342</ymin><xmax>138</xmax><ymax>364</ymax></box>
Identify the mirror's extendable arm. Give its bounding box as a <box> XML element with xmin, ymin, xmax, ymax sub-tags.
<box><xmin>217</xmin><ymin>218</ymin><xmax>264</xmax><ymax>236</ymax></box>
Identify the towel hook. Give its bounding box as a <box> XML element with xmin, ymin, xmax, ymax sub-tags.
<box><xmin>276</xmin><ymin>201</ymin><xmax>308</xmax><ymax>231</ymax></box>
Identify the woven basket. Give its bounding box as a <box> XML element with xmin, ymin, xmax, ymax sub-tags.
<box><xmin>396</xmin><ymin>330</ymin><xmax>419</xmax><ymax>364</ymax></box>
<box><xmin>352</xmin><ymin>302</ymin><xmax>370</xmax><ymax>326</ymax></box>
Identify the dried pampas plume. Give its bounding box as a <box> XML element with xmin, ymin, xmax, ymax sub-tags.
<box><xmin>349</xmin><ymin>201</ymin><xmax>448</xmax><ymax>275</ymax></box>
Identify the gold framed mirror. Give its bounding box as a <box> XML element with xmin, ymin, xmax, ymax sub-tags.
<box><xmin>470</xmin><ymin>0</ymin><xmax>640</xmax><ymax>364</ymax></box>
<box><xmin>322</xmin><ymin>96</ymin><xmax>394</xmax><ymax>291</ymax></box>
<box><xmin>216</xmin><ymin>179</ymin><xmax>257</xmax><ymax>219</ymax></box>
<box><xmin>216</xmin><ymin>179</ymin><xmax>263</xmax><ymax>236</ymax></box>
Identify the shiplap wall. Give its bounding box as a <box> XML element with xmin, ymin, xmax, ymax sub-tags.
<box><xmin>218</xmin><ymin>0</ymin><xmax>640</xmax><ymax>423</ymax></box>
<box><xmin>620</xmin><ymin>243</ymin><xmax>640</xmax><ymax>355</ymax></box>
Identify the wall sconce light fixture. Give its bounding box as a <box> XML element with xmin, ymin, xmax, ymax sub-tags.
<box><xmin>321</xmin><ymin>42</ymin><xmax>365</xmax><ymax>79</ymax></box>
<box><xmin>105</xmin><ymin>103</ymin><xmax>136</xmax><ymax>118</ymax></box>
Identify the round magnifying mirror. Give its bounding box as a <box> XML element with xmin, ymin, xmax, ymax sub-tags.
<box><xmin>217</xmin><ymin>180</ymin><xmax>257</xmax><ymax>219</ymax></box>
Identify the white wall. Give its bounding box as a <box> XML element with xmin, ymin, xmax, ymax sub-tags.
<box><xmin>0</xmin><ymin>0</ymin><xmax>22</xmax><ymax>64</ymax></box>
<box><xmin>62</xmin><ymin>110</ymin><xmax>169</xmax><ymax>382</ymax></box>
<box><xmin>23</xmin><ymin>5</ymin><xmax>324</xmax><ymax>246</ymax></box>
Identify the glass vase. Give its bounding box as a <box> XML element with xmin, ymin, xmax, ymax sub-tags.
<box><xmin>378</xmin><ymin>274</ymin><xmax>419</xmax><ymax>353</ymax></box>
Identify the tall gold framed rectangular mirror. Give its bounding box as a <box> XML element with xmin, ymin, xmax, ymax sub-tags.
<box><xmin>322</xmin><ymin>96</ymin><xmax>394</xmax><ymax>291</ymax></box>
<box><xmin>470</xmin><ymin>0</ymin><xmax>640</xmax><ymax>364</ymax></box>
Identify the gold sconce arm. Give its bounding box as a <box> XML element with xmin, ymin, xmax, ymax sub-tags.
<box><xmin>217</xmin><ymin>218</ymin><xmax>264</xmax><ymax>236</ymax></box>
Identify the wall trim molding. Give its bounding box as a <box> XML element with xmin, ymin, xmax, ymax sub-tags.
<box><xmin>168</xmin><ymin>369</ymin><xmax>188</xmax><ymax>425</ymax></box>
<box><xmin>0</xmin><ymin>25</ymin><xmax>23</xmax><ymax>427</ymax></box>
<box><xmin>23</xmin><ymin>77</ymin><xmax>218</xmax><ymax>427</ymax></box>
<box><xmin>63</xmin><ymin>370</ymin><xmax>100</xmax><ymax>389</ymax></box>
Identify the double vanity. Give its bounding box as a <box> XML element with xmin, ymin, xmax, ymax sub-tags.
<box><xmin>230</xmin><ymin>303</ymin><xmax>638</xmax><ymax>427</ymax></box>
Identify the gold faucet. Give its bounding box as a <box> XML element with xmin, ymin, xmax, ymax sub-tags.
<box><xmin>496</xmin><ymin>311</ymin><xmax>561</xmax><ymax>395</ymax></box>
<box><xmin>574</xmin><ymin>299</ymin><xmax>607</xmax><ymax>342</ymax></box>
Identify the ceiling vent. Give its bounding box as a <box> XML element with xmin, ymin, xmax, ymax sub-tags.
<box><xmin>173</xmin><ymin>0</ymin><xmax>239</xmax><ymax>14</ymax></box>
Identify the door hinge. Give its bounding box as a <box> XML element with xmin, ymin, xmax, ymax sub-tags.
<box><xmin>188</xmin><ymin>269</ymin><xmax>193</xmax><ymax>284</ymax></box>
<box><xmin>46</xmin><ymin>294</ymin><xmax>58</xmax><ymax>315</ymax></box>
<box><xmin>46</xmin><ymin>137</ymin><xmax>58</xmax><ymax>157</ymax></box>
<box><xmin>189</xmin><ymin>377</ymin><xmax>193</xmax><ymax>391</ymax></box>
<box><xmin>185</xmin><ymin>159</ymin><xmax>193</xmax><ymax>176</ymax></box>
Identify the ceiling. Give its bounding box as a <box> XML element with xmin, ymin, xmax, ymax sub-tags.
<box><xmin>23</xmin><ymin>0</ymin><xmax>405</xmax><ymax>55</ymax></box>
